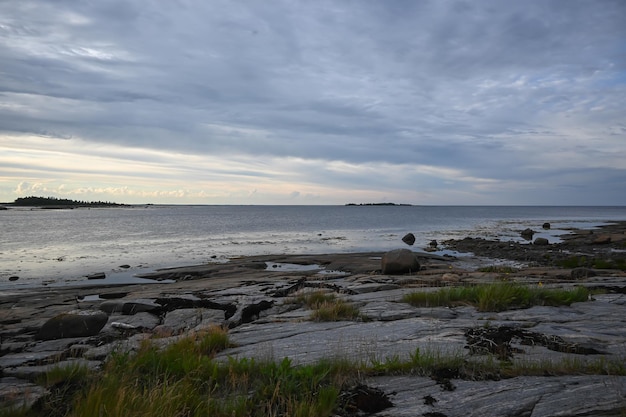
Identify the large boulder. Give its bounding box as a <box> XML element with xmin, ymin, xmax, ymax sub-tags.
<box><xmin>533</xmin><ymin>237</ymin><xmax>549</xmax><ymax>245</ymax></box>
<box><xmin>521</xmin><ymin>228</ymin><xmax>535</xmax><ymax>240</ymax></box>
<box><xmin>36</xmin><ymin>310</ymin><xmax>108</xmax><ymax>340</ymax></box>
<box><xmin>381</xmin><ymin>249</ymin><xmax>420</xmax><ymax>275</ymax></box>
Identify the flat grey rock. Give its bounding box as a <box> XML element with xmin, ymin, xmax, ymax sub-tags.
<box><xmin>162</xmin><ymin>308</ymin><xmax>225</xmax><ymax>333</ymax></box>
<box><xmin>0</xmin><ymin>350</ymin><xmax>67</xmax><ymax>368</ymax></box>
<box><xmin>348</xmin><ymin>283</ymin><xmax>402</xmax><ymax>294</ymax></box>
<box><xmin>370</xmin><ymin>375</ymin><xmax>626</xmax><ymax>417</ymax></box>
<box><xmin>0</xmin><ymin>377</ymin><xmax>46</xmax><ymax>411</ymax></box>
<box><xmin>105</xmin><ymin>312</ymin><xmax>160</xmax><ymax>331</ymax></box>
<box><xmin>3</xmin><ymin>358</ymin><xmax>101</xmax><ymax>380</ymax></box>
<box><xmin>83</xmin><ymin>333</ymin><xmax>149</xmax><ymax>360</ymax></box>
<box><xmin>360</xmin><ymin>301</ymin><xmax>420</xmax><ymax>321</ymax></box>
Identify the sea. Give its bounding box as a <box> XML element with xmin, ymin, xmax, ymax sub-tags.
<box><xmin>1</xmin><ymin>205</ymin><xmax>625</xmax><ymax>290</ymax></box>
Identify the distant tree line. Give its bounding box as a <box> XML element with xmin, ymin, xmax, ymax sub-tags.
<box><xmin>13</xmin><ymin>196</ymin><xmax>125</xmax><ymax>207</ymax></box>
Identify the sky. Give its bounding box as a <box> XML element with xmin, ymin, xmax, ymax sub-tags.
<box><xmin>1</xmin><ymin>0</ymin><xmax>625</xmax><ymax>205</ymax></box>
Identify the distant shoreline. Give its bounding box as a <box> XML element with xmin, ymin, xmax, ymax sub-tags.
<box><xmin>345</xmin><ymin>202</ymin><xmax>413</xmax><ymax>206</ymax></box>
<box><xmin>7</xmin><ymin>196</ymin><xmax>128</xmax><ymax>208</ymax></box>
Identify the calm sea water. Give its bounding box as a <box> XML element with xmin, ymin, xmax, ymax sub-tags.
<box><xmin>1</xmin><ymin>205</ymin><xmax>625</xmax><ymax>289</ymax></box>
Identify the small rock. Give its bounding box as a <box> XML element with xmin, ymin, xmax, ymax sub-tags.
<box><xmin>533</xmin><ymin>237</ymin><xmax>549</xmax><ymax>245</ymax></box>
<box><xmin>8</xmin><ymin>276</ymin><xmax>19</xmax><ymax>281</ymax></box>
<box><xmin>106</xmin><ymin>312</ymin><xmax>160</xmax><ymax>331</ymax></box>
<box><xmin>520</xmin><ymin>228</ymin><xmax>535</xmax><ymax>239</ymax></box>
<box><xmin>429</xmin><ymin>240</ymin><xmax>438</xmax><ymax>248</ymax></box>
<box><xmin>86</xmin><ymin>272</ymin><xmax>106</xmax><ymax>280</ymax></box>
<box><xmin>542</xmin><ymin>222</ymin><xmax>551</xmax><ymax>229</ymax></box>
<box><xmin>111</xmin><ymin>322</ymin><xmax>137</xmax><ymax>330</ymax></box>
<box><xmin>119</xmin><ymin>264</ymin><xmax>131</xmax><ymax>269</ymax></box>
<box><xmin>402</xmin><ymin>233</ymin><xmax>416</xmax><ymax>246</ymax></box>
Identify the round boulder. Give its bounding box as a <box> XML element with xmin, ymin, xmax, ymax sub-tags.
<box><xmin>36</xmin><ymin>310</ymin><xmax>108</xmax><ymax>340</ymax></box>
<box><xmin>381</xmin><ymin>249</ymin><xmax>420</xmax><ymax>275</ymax></box>
<box><xmin>402</xmin><ymin>233</ymin><xmax>416</xmax><ymax>246</ymax></box>
<box><xmin>542</xmin><ymin>223</ymin><xmax>551</xmax><ymax>230</ymax></box>
<box><xmin>533</xmin><ymin>237</ymin><xmax>549</xmax><ymax>245</ymax></box>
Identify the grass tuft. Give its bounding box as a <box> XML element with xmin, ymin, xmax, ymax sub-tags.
<box><xmin>310</xmin><ymin>300</ymin><xmax>362</xmax><ymax>321</ymax></box>
<box><xmin>402</xmin><ymin>283</ymin><xmax>589</xmax><ymax>312</ymax></box>
<box><xmin>292</xmin><ymin>291</ymin><xmax>363</xmax><ymax>321</ymax></box>
<box><xmin>477</xmin><ymin>265</ymin><xmax>518</xmax><ymax>274</ymax></box>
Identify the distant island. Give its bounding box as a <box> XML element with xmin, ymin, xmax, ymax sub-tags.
<box><xmin>345</xmin><ymin>203</ymin><xmax>413</xmax><ymax>206</ymax></box>
<box><xmin>11</xmin><ymin>196</ymin><xmax>126</xmax><ymax>208</ymax></box>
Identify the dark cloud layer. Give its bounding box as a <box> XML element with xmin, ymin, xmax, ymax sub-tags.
<box><xmin>1</xmin><ymin>0</ymin><xmax>625</xmax><ymax>204</ymax></box>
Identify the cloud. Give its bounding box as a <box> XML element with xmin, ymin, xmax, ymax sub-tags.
<box><xmin>0</xmin><ymin>0</ymin><xmax>625</xmax><ymax>204</ymax></box>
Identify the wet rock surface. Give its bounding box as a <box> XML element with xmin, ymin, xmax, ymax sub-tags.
<box><xmin>443</xmin><ymin>221</ymin><xmax>626</xmax><ymax>268</ymax></box>
<box><xmin>1</xmin><ymin>223</ymin><xmax>626</xmax><ymax>415</ymax></box>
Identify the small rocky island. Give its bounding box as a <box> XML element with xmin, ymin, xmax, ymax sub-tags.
<box><xmin>10</xmin><ymin>196</ymin><xmax>127</xmax><ymax>209</ymax></box>
<box><xmin>1</xmin><ymin>223</ymin><xmax>625</xmax><ymax>416</ymax></box>
<box><xmin>345</xmin><ymin>202</ymin><xmax>413</xmax><ymax>206</ymax></box>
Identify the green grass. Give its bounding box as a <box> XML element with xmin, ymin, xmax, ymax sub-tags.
<box><xmin>293</xmin><ymin>291</ymin><xmax>337</xmax><ymax>309</ymax></box>
<box><xmin>1</xmin><ymin>362</ymin><xmax>93</xmax><ymax>417</ymax></box>
<box><xmin>310</xmin><ymin>299</ymin><xmax>362</xmax><ymax>321</ymax></box>
<box><xmin>16</xmin><ymin>326</ymin><xmax>356</xmax><ymax>417</ymax></box>
<box><xmin>73</xmin><ymin>352</ymin><xmax>351</xmax><ymax>417</ymax></box>
<box><xmin>477</xmin><ymin>265</ymin><xmax>518</xmax><ymax>274</ymax></box>
<box><xmin>292</xmin><ymin>291</ymin><xmax>363</xmax><ymax>321</ymax></box>
<box><xmin>502</xmin><ymin>356</ymin><xmax>626</xmax><ymax>378</ymax></box>
<box><xmin>402</xmin><ymin>283</ymin><xmax>589</xmax><ymax>312</ymax></box>
<box><xmin>368</xmin><ymin>347</ymin><xmax>468</xmax><ymax>377</ymax></box>
<box><xmin>557</xmin><ymin>255</ymin><xmax>626</xmax><ymax>270</ymax></box>
<box><xmin>5</xmin><ymin>326</ymin><xmax>626</xmax><ymax>417</ymax></box>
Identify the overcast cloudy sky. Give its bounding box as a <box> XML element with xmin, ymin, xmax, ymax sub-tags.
<box><xmin>1</xmin><ymin>1</ymin><xmax>625</xmax><ymax>205</ymax></box>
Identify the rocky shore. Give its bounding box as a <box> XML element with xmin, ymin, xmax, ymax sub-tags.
<box><xmin>1</xmin><ymin>222</ymin><xmax>625</xmax><ymax>416</ymax></box>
